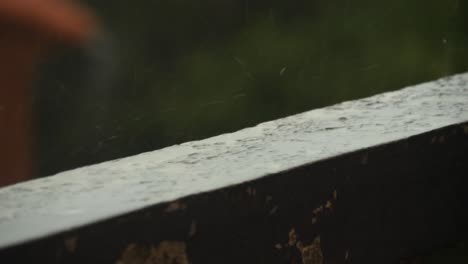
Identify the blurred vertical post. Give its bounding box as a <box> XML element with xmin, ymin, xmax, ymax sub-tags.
<box><xmin>0</xmin><ymin>0</ymin><xmax>97</xmax><ymax>187</ymax></box>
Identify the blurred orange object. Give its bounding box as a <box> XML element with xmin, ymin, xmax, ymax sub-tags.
<box><xmin>0</xmin><ymin>0</ymin><xmax>97</xmax><ymax>187</ymax></box>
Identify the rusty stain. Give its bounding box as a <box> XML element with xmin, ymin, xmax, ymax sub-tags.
<box><xmin>288</xmin><ymin>228</ymin><xmax>298</xmax><ymax>246</ymax></box>
<box><xmin>116</xmin><ymin>243</ymin><xmax>149</xmax><ymax>264</ymax></box>
<box><xmin>64</xmin><ymin>236</ymin><xmax>78</xmax><ymax>253</ymax></box>
<box><xmin>116</xmin><ymin>241</ymin><xmax>189</xmax><ymax>264</ymax></box>
<box><xmin>464</xmin><ymin>125</ymin><xmax>468</xmax><ymax>135</ymax></box>
<box><xmin>146</xmin><ymin>241</ymin><xmax>189</xmax><ymax>264</ymax></box>
<box><xmin>299</xmin><ymin>236</ymin><xmax>323</xmax><ymax>264</ymax></box>
<box><xmin>296</xmin><ymin>241</ymin><xmax>304</xmax><ymax>249</ymax></box>
<box><xmin>164</xmin><ymin>202</ymin><xmax>187</xmax><ymax>213</ymax></box>
<box><xmin>438</xmin><ymin>135</ymin><xmax>445</xmax><ymax>144</ymax></box>
<box><xmin>188</xmin><ymin>220</ymin><xmax>197</xmax><ymax>237</ymax></box>
<box><xmin>312</xmin><ymin>206</ymin><xmax>323</xmax><ymax>215</ymax></box>
<box><xmin>361</xmin><ymin>154</ymin><xmax>368</xmax><ymax>165</ymax></box>
<box><xmin>283</xmin><ymin>228</ymin><xmax>323</xmax><ymax>263</ymax></box>
<box><xmin>431</xmin><ymin>136</ymin><xmax>437</xmax><ymax>144</ymax></box>
<box><xmin>311</xmin><ymin>191</ymin><xmax>338</xmax><ymax>223</ymax></box>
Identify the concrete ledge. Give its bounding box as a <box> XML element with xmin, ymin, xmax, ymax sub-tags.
<box><xmin>1</xmin><ymin>73</ymin><xmax>468</xmax><ymax>263</ymax></box>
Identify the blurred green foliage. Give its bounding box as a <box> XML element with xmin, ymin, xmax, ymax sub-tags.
<box><xmin>36</xmin><ymin>0</ymin><xmax>468</xmax><ymax>176</ymax></box>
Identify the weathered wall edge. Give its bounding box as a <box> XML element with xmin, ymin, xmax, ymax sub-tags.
<box><xmin>1</xmin><ymin>73</ymin><xmax>468</xmax><ymax>253</ymax></box>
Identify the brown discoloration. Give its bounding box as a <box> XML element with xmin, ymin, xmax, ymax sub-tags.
<box><xmin>463</xmin><ymin>125</ymin><xmax>468</xmax><ymax>135</ymax></box>
<box><xmin>145</xmin><ymin>241</ymin><xmax>189</xmax><ymax>264</ymax></box>
<box><xmin>312</xmin><ymin>206</ymin><xmax>323</xmax><ymax>215</ymax></box>
<box><xmin>312</xmin><ymin>190</ymin><xmax>338</xmax><ymax>223</ymax></box>
<box><xmin>280</xmin><ymin>227</ymin><xmax>324</xmax><ymax>264</ymax></box>
<box><xmin>164</xmin><ymin>202</ymin><xmax>187</xmax><ymax>213</ymax></box>
<box><xmin>288</xmin><ymin>228</ymin><xmax>298</xmax><ymax>246</ymax></box>
<box><xmin>431</xmin><ymin>136</ymin><xmax>437</xmax><ymax>144</ymax></box>
<box><xmin>298</xmin><ymin>236</ymin><xmax>323</xmax><ymax>264</ymax></box>
<box><xmin>116</xmin><ymin>243</ymin><xmax>149</xmax><ymax>264</ymax></box>
<box><xmin>64</xmin><ymin>236</ymin><xmax>78</xmax><ymax>253</ymax></box>
<box><xmin>117</xmin><ymin>241</ymin><xmax>189</xmax><ymax>264</ymax></box>
<box><xmin>296</xmin><ymin>241</ymin><xmax>304</xmax><ymax>249</ymax></box>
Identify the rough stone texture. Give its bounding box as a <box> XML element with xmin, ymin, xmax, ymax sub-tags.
<box><xmin>0</xmin><ymin>73</ymin><xmax>468</xmax><ymax>261</ymax></box>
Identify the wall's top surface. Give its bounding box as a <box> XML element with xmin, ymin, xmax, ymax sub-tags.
<box><xmin>1</xmin><ymin>73</ymin><xmax>468</xmax><ymax>249</ymax></box>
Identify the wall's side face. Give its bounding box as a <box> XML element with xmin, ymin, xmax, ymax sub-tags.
<box><xmin>1</xmin><ymin>73</ymin><xmax>468</xmax><ymax>263</ymax></box>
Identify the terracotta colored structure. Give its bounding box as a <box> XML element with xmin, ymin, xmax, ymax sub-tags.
<box><xmin>0</xmin><ymin>0</ymin><xmax>97</xmax><ymax>187</ymax></box>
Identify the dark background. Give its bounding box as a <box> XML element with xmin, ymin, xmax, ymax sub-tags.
<box><xmin>35</xmin><ymin>0</ymin><xmax>468</xmax><ymax>177</ymax></box>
